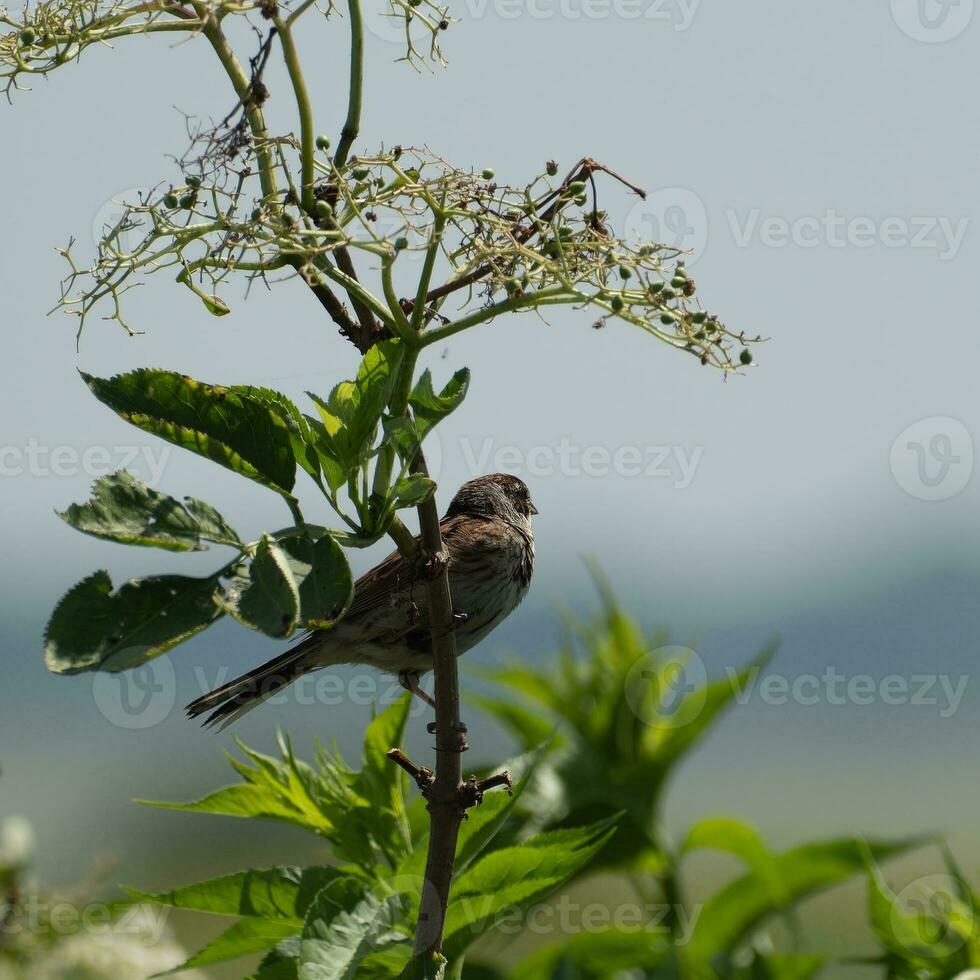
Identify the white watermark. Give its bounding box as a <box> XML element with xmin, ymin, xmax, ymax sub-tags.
<box><xmin>890</xmin><ymin>417</ymin><xmax>974</xmax><ymax>501</ymax></box>
<box><xmin>623</xmin><ymin>190</ymin><xmax>970</xmax><ymax>262</ymax></box>
<box><xmin>0</xmin><ymin>440</ymin><xmax>171</xmax><ymax>484</ymax></box>
<box><xmin>729</xmin><ymin>666</ymin><xmax>969</xmax><ymax>719</ymax></box>
<box><xmin>891</xmin><ymin>0</ymin><xmax>974</xmax><ymax>42</ymax></box>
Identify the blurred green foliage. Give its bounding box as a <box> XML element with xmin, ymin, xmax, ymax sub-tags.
<box><xmin>21</xmin><ymin>590</ymin><xmax>976</xmax><ymax>978</ymax></box>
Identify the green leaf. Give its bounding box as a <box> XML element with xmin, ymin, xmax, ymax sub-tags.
<box><xmin>867</xmin><ymin>860</ymin><xmax>972</xmax><ymax>968</ymax></box>
<box><xmin>299</xmin><ymin>877</ymin><xmax>407</xmax><ymax>980</ymax></box>
<box><xmin>58</xmin><ymin>470</ymin><xmax>241</xmax><ymax>551</ymax></box>
<box><xmin>309</xmin><ymin>340</ymin><xmax>403</xmax><ymax>474</ymax></box>
<box><xmin>127</xmin><ymin>866</ymin><xmax>341</xmax><ymax>920</ymax></box>
<box><xmin>397</xmin><ymin>952</ymin><xmax>446</xmax><ymax>980</ymax></box>
<box><xmin>82</xmin><ymin>369</ymin><xmax>296</xmax><ymax>493</ymax></box>
<box><xmin>277</xmin><ymin>533</ymin><xmax>355</xmax><ymax>629</ymax></box>
<box><xmin>235</xmin><ymin>386</ymin><xmax>323</xmax><ymax>483</ymax></box>
<box><xmin>171</xmin><ymin>918</ymin><xmax>302</xmax><ymax>972</ymax></box>
<box><xmin>202</xmin><ymin>293</ymin><xmax>232</xmax><ymax>316</ymax></box>
<box><xmin>681</xmin><ymin>817</ymin><xmax>785</xmax><ymax>904</ymax></box>
<box><xmin>220</xmin><ymin>536</ymin><xmax>301</xmax><ymax>638</ymax></box>
<box><xmin>454</xmin><ymin>741</ymin><xmax>553</xmax><ymax>875</ymax></box>
<box><xmin>393</xmin><ymin>474</ymin><xmax>436</xmax><ymax>507</ymax></box>
<box><xmin>409</xmin><ymin>368</ymin><xmax>470</xmax><ymax>442</ymax></box>
<box><xmin>442</xmin><ymin>817</ymin><xmax>618</xmax><ymax>958</ymax></box>
<box><xmin>682</xmin><ymin>837</ymin><xmax>926</xmax><ymax>967</ymax></box>
<box><xmin>44</xmin><ymin>570</ymin><xmax>223</xmax><ymax>674</ymax></box>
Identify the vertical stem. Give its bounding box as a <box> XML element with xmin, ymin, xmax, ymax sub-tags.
<box><xmin>334</xmin><ymin>0</ymin><xmax>364</xmax><ymax>170</ymax></box>
<box><xmin>274</xmin><ymin>17</ymin><xmax>316</xmax><ymax>212</ymax></box>
<box><xmin>412</xmin><ymin>448</ymin><xmax>464</xmax><ymax>955</ymax></box>
<box><xmin>197</xmin><ymin>14</ymin><xmax>278</xmax><ymax>201</ymax></box>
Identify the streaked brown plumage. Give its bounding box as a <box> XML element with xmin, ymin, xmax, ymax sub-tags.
<box><xmin>187</xmin><ymin>473</ymin><xmax>536</xmax><ymax>728</ymax></box>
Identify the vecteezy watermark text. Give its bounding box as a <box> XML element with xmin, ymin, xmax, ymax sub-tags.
<box><xmin>0</xmin><ymin>439</ymin><xmax>171</xmax><ymax>484</ymax></box>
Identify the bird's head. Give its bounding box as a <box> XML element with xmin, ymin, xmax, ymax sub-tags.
<box><xmin>446</xmin><ymin>473</ymin><xmax>538</xmax><ymax>522</ymax></box>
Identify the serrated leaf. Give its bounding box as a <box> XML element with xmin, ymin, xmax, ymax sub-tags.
<box><xmin>454</xmin><ymin>741</ymin><xmax>553</xmax><ymax>875</ymax></box>
<box><xmin>235</xmin><ymin>386</ymin><xmax>323</xmax><ymax>483</ymax></box>
<box><xmin>299</xmin><ymin>877</ymin><xmax>407</xmax><ymax>980</ymax></box>
<box><xmin>59</xmin><ymin>470</ymin><xmax>241</xmax><ymax>551</ymax></box>
<box><xmin>220</xmin><ymin>536</ymin><xmax>301</xmax><ymax>638</ymax></box>
<box><xmin>127</xmin><ymin>866</ymin><xmax>342</xmax><ymax>920</ymax></box>
<box><xmin>170</xmin><ymin>918</ymin><xmax>302</xmax><ymax>972</ymax></box>
<box><xmin>82</xmin><ymin>369</ymin><xmax>296</xmax><ymax>493</ymax></box>
<box><xmin>44</xmin><ymin>570</ymin><xmax>223</xmax><ymax>674</ymax></box>
<box><xmin>443</xmin><ymin>817</ymin><xmax>618</xmax><ymax>958</ymax></box>
<box><xmin>308</xmin><ymin>341</ymin><xmax>403</xmax><ymax>475</ymax></box>
<box><xmin>409</xmin><ymin>368</ymin><xmax>469</xmax><ymax>442</ymax></box>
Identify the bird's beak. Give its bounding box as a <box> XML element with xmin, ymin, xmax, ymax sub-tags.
<box><xmin>529</xmin><ymin>501</ymin><xmax>539</xmax><ymax>515</ymax></box>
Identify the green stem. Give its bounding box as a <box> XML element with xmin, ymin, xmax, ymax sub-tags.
<box><xmin>420</xmin><ymin>286</ymin><xmax>577</xmax><ymax>346</ymax></box>
<box><xmin>274</xmin><ymin>16</ymin><xmax>316</xmax><ymax>213</ymax></box>
<box><xmin>381</xmin><ymin>256</ymin><xmax>417</xmax><ymax>342</ymax></box>
<box><xmin>411</xmin><ymin>208</ymin><xmax>446</xmax><ymax>332</ymax></box>
<box><xmin>196</xmin><ymin>12</ymin><xmax>278</xmax><ymax>201</ymax></box>
<box><xmin>334</xmin><ymin>0</ymin><xmax>364</xmax><ymax>170</ymax></box>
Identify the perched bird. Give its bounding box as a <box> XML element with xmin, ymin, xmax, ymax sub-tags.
<box><xmin>187</xmin><ymin>473</ymin><xmax>537</xmax><ymax>729</ymax></box>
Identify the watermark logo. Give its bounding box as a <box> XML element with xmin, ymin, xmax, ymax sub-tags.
<box><xmin>92</xmin><ymin>187</ymin><xmax>155</xmax><ymax>252</ymax></box>
<box><xmin>625</xmin><ymin>646</ymin><xmax>708</xmax><ymax>729</ymax></box>
<box><xmin>624</xmin><ymin>187</ymin><xmax>708</xmax><ymax>264</ymax></box>
<box><xmin>890</xmin><ymin>417</ymin><xmax>974</xmax><ymax>501</ymax></box>
<box><xmin>891</xmin><ymin>0</ymin><xmax>974</xmax><ymax>42</ymax></box>
<box><xmin>891</xmin><ymin>874</ymin><xmax>968</xmax><ymax>956</ymax></box>
<box><xmin>93</xmin><ymin>656</ymin><xmax>177</xmax><ymax>730</ymax></box>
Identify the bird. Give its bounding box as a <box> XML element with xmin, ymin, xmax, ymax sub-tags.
<box><xmin>186</xmin><ymin>473</ymin><xmax>537</xmax><ymax>729</ymax></box>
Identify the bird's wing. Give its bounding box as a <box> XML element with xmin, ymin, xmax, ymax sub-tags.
<box><xmin>343</xmin><ymin>514</ymin><xmax>471</xmax><ymax>621</ymax></box>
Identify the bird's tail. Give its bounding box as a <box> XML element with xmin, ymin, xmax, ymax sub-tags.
<box><xmin>186</xmin><ymin>635</ymin><xmax>321</xmax><ymax>731</ymax></box>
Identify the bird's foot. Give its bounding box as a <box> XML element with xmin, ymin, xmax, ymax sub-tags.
<box><xmin>419</xmin><ymin>547</ymin><xmax>451</xmax><ymax>580</ymax></box>
<box><xmin>398</xmin><ymin>670</ymin><xmax>436</xmax><ymax>709</ymax></box>
<box><xmin>426</xmin><ymin>720</ymin><xmax>469</xmax><ymax>752</ymax></box>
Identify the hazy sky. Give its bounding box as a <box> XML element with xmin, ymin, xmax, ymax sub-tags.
<box><xmin>2</xmin><ymin>0</ymin><xmax>979</xmax><ymax>951</ymax></box>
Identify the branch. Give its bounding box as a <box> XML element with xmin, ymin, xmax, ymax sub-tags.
<box><xmin>334</xmin><ymin>0</ymin><xmax>363</xmax><ymax>170</ymax></box>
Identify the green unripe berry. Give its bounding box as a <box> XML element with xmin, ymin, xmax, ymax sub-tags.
<box><xmin>568</xmin><ymin>181</ymin><xmax>586</xmax><ymax>195</ymax></box>
<box><xmin>692</xmin><ymin>311</ymin><xmax>708</xmax><ymax>324</ymax></box>
<box><xmin>573</xmin><ymin>193</ymin><xmax>587</xmax><ymax>206</ymax></box>
<box><xmin>618</xmin><ymin>266</ymin><xmax>632</xmax><ymax>280</ymax></box>
<box><xmin>610</xmin><ymin>296</ymin><xmax>625</xmax><ymax>313</ymax></box>
<box><xmin>740</xmin><ymin>349</ymin><xmax>753</xmax><ymax>366</ymax></box>
<box><xmin>671</xmin><ymin>276</ymin><xmax>686</xmax><ymax>289</ymax></box>
<box><xmin>314</xmin><ymin>200</ymin><xmax>333</xmax><ymax>219</ymax></box>
<box><xmin>19</xmin><ymin>28</ymin><xmax>36</xmax><ymax>45</ymax></box>
<box><xmin>250</xmin><ymin>207</ymin><xmax>264</xmax><ymax>221</ymax></box>
<box><xmin>352</xmin><ymin>166</ymin><xmax>370</xmax><ymax>181</ymax></box>
<box><xmin>546</xmin><ymin>160</ymin><xmax>559</xmax><ymax>176</ymax></box>
<box><xmin>638</xmin><ymin>245</ymin><xmax>652</xmax><ymax>257</ymax></box>
<box><xmin>163</xmin><ymin>192</ymin><xmax>179</xmax><ymax>209</ymax></box>
<box><xmin>394</xmin><ymin>236</ymin><xmax>409</xmax><ymax>250</ymax></box>
<box><xmin>179</xmin><ymin>194</ymin><xmax>195</xmax><ymax>210</ymax></box>
<box><xmin>315</xmin><ymin>134</ymin><xmax>331</xmax><ymax>151</ymax></box>
<box><xmin>186</xmin><ymin>175</ymin><xmax>202</xmax><ymax>189</ymax></box>
<box><xmin>661</xmin><ymin>312</ymin><xmax>677</xmax><ymax>325</ymax></box>
<box><xmin>481</xmin><ymin>168</ymin><xmax>495</xmax><ymax>180</ymax></box>
<box><xmin>661</xmin><ymin>288</ymin><xmax>676</xmax><ymax>300</ymax></box>
<box><xmin>648</xmin><ymin>282</ymin><xmax>664</xmax><ymax>294</ymax></box>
